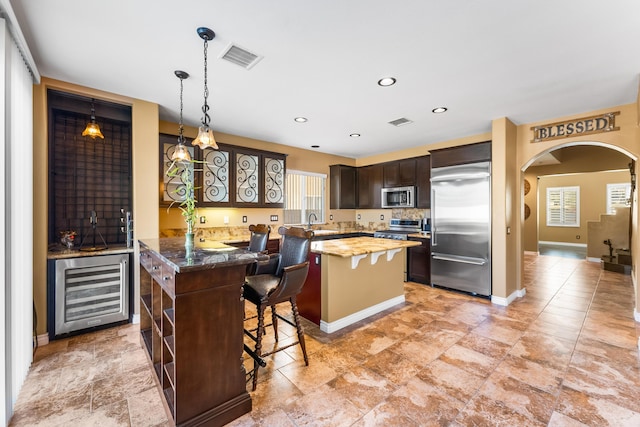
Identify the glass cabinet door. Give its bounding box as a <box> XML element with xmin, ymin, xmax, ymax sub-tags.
<box><xmin>235</xmin><ymin>151</ymin><xmax>259</xmax><ymax>204</ymax></box>
<box><xmin>202</xmin><ymin>147</ymin><xmax>230</xmax><ymax>203</ymax></box>
<box><xmin>264</xmin><ymin>156</ymin><xmax>285</xmax><ymax>205</ymax></box>
<box><xmin>163</xmin><ymin>142</ymin><xmax>195</xmax><ymax>204</ymax></box>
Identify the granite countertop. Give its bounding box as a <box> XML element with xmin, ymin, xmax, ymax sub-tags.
<box><xmin>407</xmin><ymin>232</ymin><xmax>431</xmax><ymax>239</ymax></box>
<box><xmin>311</xmin><ymin>236</ymin><xmax>421</xmax><ymax>257</ymax></box>
<box><xmin>47</xmin><ymin>244</ymin><xmax>134</xmax><ymax>260</ymax></box>
<box><xmin>139</xmin><ymin>238</ymin><xmax>268</xmax><ymax>273</ymax></box>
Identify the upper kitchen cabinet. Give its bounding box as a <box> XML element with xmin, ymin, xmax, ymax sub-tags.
<box><xmin>330</xmin><ymin>165</ymin><xmax>357</xmax><ymax>209</ymax></box>
<box><xmin>430</xmin><ymin>141</ymin><xmax>491</xmax><ymax>168</ymax></box>
<box><xmin>415</xmin><ymin>155</ymin><xmax>431</xmax><ymax>209</ymax></box>
<box><xmin>160</xmin><ymin>134</ymin><xmax>286</xmax><ymax>208</ymax></box>
<box><xmin>357</xmin><ymin>164</ymin><xmax>383</xmax><ymax>209</ymax></box>
<box><xmin>383</xmin><ymin>158</ymin><xmax>416</xmax><ymax>187</ymax></box>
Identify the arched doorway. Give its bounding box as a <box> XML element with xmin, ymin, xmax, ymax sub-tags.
<box><xmin>521</xmin><ymin>142</ymin><xmax>635</xmax><ymax>261</ymax></box>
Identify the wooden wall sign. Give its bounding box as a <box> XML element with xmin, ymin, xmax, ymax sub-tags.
<box><xmin>531</xmin><ymin>111</ymin><xmax>620</xmax><ymax>143</ymax></box>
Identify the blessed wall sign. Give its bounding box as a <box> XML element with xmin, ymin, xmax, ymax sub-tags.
<box><xmin>531</xmin><ymin>111</ymin><xmax>620</xmax><ymax>143</ymax></box>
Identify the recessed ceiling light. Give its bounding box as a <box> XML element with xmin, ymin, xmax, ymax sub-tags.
<box><xmin>311</xmin><ymin>145</ymin><xmax>320</xmax><ymax>148</ymax></box>
<box><xmin>350</xmin><ymin>133</ymin><xmax>361</xmax><ymax>138</ymax></box>
<box><xmin>294</xmin><ymin>117</ymin><xmax>308</xmax><ymax>123</ymax></box>
<box><xmin>432</xmin><ymin>107</ymin><xmax>448</xmax><ymax>113</ymax></box>
<box><xmin>377</xmin><ymin>77</ymin><xmax>396</xmax><ymax>87</ymax></box>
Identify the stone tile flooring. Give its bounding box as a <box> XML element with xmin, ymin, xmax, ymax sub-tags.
<box><xmin>10</xmin><ymin>253</ymin><xmax>640</xmax><ymax>426</ymax></box>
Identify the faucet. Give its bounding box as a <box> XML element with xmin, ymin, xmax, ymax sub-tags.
<box><xmin>307</xmin><ymin>212</ymin><xmax>318</xmax><ymax>229</ymax></box>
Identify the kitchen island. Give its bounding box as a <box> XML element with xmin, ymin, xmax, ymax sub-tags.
<box><xmin>138</xmin><ymin>238</ymin><xmax>266</xmax><ymax>427</ymax></box>
<box><xmin>302</xmin><ymin>237</ymin><xmax>420</xmax><ymax>333</ymax></box>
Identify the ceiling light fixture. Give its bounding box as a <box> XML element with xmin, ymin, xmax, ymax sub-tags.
<box><xmin>377</xmin><ymin>77</ymin><xmax>396</xmax><ymax>87</ymax></box>
<box><xmin>170</xmin><ymin>70</ymin><xmax>192</xmax><ymax>162</ymax></box>
<box><xmin>82</xmin><ymin>99</ymin><xmax>104</xmax><ymax>139</ymax></box>
<box><xmin>294</xmin><ymin>117</ymin><xmax>308</xmax><ymax>123</ymax></box>
<box><xmin>350</xmin><ymin>133</ymin><xmax>361</xmax><ymax>138</ymax></box>
<box><xmin>192</xmin><ymin>27</ymin><xmax>218</xmax><ymax>150</ymax></box>
<box><xmin>432</xmin><ymin>107</ymin><xmax>448</xmax><ymax>113</ymax></box>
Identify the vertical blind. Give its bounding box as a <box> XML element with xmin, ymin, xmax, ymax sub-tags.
<box><xmin>547</xmin><ymin>186</ymin><xmax>579</xmax><ymax>226</ymax></box>
<box><xmin>284</xmin><ymin>171</ymin><xmax>326</xmax><ymax>225</ymax></box>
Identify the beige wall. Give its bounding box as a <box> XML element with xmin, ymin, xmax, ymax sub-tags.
<box><xmin>33</xmin><ymin>78</ymin><xmax>159</xmax><ymax>335</ymax></box>
<box><xmin>536</xmin><ymin>170</ymin><xmax>630</xmax><ymax>244</ymax></box>
<box><xmin>516</xmin><ymin>102</ymin><xmax>639</xmax><ymax>312</ymax></box>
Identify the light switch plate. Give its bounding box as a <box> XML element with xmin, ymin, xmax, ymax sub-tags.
<box><xmin>242</xmin><ymin>216</ymin><xmax>247</xmax><ymax>223</ymax></box>
<box><xmin>270</xmin><ymin>215</ymin><xmax>278</xmax><ymax>221</ymax></box>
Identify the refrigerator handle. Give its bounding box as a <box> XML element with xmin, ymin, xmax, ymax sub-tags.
<box><xmin>431</xmin><ymin>187</ymin><xmax>436</xmax><ymax>246</ymax></box>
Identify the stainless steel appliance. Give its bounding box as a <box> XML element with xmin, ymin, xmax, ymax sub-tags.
<box><xmin>374</xmin><ymin>218</ymin><xmax>422</xmax><ymax>240</ymax></box>
<box><xmin>381</xmin><ymin>186</ymin><xmax>415</xmax><ymax>208</ymax></box>
<box><xmin>50</xmin><ymin>253</ymin><xmax>130</xmax><ymax>337</ymax></box>
<box><xmin>430</xmin><ymin>161</ymin><xmax>491</xmax><ymax>296</ymax></box>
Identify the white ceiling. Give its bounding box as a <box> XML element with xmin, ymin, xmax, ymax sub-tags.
<box><xmin>10</xmin><ymin>0</ymin><xmax>640</xmax><ymax>159</ymax></box>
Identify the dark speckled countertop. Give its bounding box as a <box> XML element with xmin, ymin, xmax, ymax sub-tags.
<box><xmin>139</xmin><ymin>238</ymin><xmax>268</xmax><ymax>273</ymax></box>
<box><xmin>47</xmin><ymin>244</ymin><xmax>134</xmax><ymax>260</ymax></box>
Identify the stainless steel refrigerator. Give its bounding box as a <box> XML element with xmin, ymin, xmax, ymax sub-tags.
<box><xmin>430</xmin><ymin>161</ymin><xmax>491</xmax><ymax>296</ymax></box>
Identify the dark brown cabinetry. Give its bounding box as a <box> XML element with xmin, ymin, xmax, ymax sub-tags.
<box><xmin>330</xmin><ymin>165</ymin><xmax>357</xmax><ymax>209</ymax></box>
<box><xmin>139</xmin><ymin>240</ymin><xmax>254</xmax><ymax>426</ymax></box>
<box><xmin>430</xmin><ymin>141</ymin><xmax>491</xmax><ymax>168</ymax></box>
<box><xmin>383</xmin><ymin>158</ymin><xmax>416</xmax><ymax>188</ymax></box>
<box><xmin>415</xmin><ymin>155</ymin><xmax>431</xmax><ymax>209</ymax></box>
<box><xmin>357</xmin><ymin>164</ymin><xmax>383</xmax><ymax>209</ymax></box>
<box><xmin>407</xmin><ymin>236</ymin><xmax>430</xmax><ymax>284</ymax></box>
<box><xmin>298</xmin><ymin>252</ymin><xmax>321</xmax><ymax>325</ymax></box>
<box><xmin>161</xmin><ymin>134</ymin><xmax>286</xmax><ymax>208</ymax></box>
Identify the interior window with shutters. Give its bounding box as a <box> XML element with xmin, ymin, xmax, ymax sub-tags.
<box><xmin>606</xmin><ymin>183</ymin><xmax>631</xmax><ymax>214</ymax></box>
<box><xmin>284</xmin><ymin>170</ymin><xmax>326</xmax><ymax>225</ymax></box>
<box><xmin>546</xmin><ymin>186</ymin><xmax>580</xmax><ymax>227</ymax></box>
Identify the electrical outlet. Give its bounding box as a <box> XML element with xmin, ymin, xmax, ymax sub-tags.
<box><xmin>357</xmin><ymin>214</ymin><xmax>361</xmax><ymax>220</ymax></box>
<box><xmin>242</xmin><ymin>216</ymin><xmax>247</xmax><ymax>223</ymax></box>
<box><xmin>329</xmin><ymin>214</ymin><xmax>333</xmax><ymax>220</ymax></box>
<box><xmin>380</xmin><ymin>214</ymin><xmax>384</xmax><ymax>220</ymax></box>
<box><xmin>270</xmin><ymin>215</ymin><xmax>278</xmax><ymax>221</ymax></box>
<box><xmin>223</xmin><ymin>216</ymin><xmax>229</xmax><ymax>224</ymax></box>
<box><xmin>199</xmin><ymin>216</ymin><xmax>206</xmax><ymax>224</ymax></box>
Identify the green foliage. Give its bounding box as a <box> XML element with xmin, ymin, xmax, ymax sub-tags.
<box><xmin>166</xmin><ymin>160</ymin><xmax>201</xmax><ymax>233</ymax></box>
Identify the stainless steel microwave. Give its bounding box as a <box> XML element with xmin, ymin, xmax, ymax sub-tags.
<box><xmin>381</xmin><ymin>186</ymin><xmax>415</xmax><ymax>208</ymax></box>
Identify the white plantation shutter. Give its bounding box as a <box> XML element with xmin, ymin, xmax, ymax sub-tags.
<box><xmin>547</xmin><ymin>186</ymin><xmax>579</xmax><ymax>227</ymax></box>
<box><xmin>606</xmin><ymin>183</ymin><xmax>631</xmax><ymax>214</ymax></box>
<box><xmin>284</xmin><ymin>170</ymin><xmax>326</xmax><ymax>224</ymax></box>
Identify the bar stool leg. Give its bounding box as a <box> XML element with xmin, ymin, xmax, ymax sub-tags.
<box><xmin>291</xmin><ymin>297</ymin><xmax>308</xmax><ymax>366</ymax></box>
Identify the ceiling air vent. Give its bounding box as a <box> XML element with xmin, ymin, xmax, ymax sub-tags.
<box><xmin>388</xmin><ymin>117</ymin><xmax>413</xmax><ymax>127</ymax></box>
<box><xmin>220</xmin><ymin>43</ymin><xmax>263</xmax><ymax>70</ymax></box>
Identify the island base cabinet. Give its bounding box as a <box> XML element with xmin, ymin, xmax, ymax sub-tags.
<box><xmin>139</xmin><ymin>248</ymin><xmax>251</xmax><ymax>427</ymax></box>
<box><xmin>298</xmin><ymin>253</ymin><xmax>321</xmax><ymax>325</ymax></box>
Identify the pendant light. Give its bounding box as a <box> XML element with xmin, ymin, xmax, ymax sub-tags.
<box><xmin>170</xmin><ymin>70</ymin><xmax>192</xmax><ymax>162</ymax></box>
<box><xmin>192</xmin><ymin>27</ymin><xmax>218</xmax><ymax>150</ymax></box>
<box><xmin>82</xmin><ymin>99</ymin><xmax>104</xmax><ymax>139</ymax></box>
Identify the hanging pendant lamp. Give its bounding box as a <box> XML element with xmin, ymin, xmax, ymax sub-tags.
<box><xmin>170</xmin><ymin>70</ymin><xmax>192</xmax><ymax>162</ymax></box>
<box><xmin>192</xmin><ymin>27</ymin><xmax>218</xmax><ymax>150</ymax></box>
<box><xmin>82</xmin><ymin>99</ymin><xmax>105</xmax><ymax>139</ymax></box>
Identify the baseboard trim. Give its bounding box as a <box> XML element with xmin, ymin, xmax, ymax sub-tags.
<box><xmin>131</xmin><ymin>314</ymin><xmax>140</xmax><ymax>324</ymax></box>
<box><xmin>538</xmin><ymin>241</ymin><xmax>587</xmax><ymax>248</ymax></box>
<box><xmin>320</xmin><ymin>295</ymin><xmax>405</xmax><ymax>334</ymax></box>
<box><xmin>36</xmin><ymin>333</ymin><xmax>49</xmax><ymax>347</ymax></box>
<box><xmin>491</xmin><ymin>288</ymin><xmax>526</xmax><ymax>306</ymax></box>
<box><xmin>587</xmin><ymin>257</ymin><xmax>602</xmax><ymax>263</ymax></box>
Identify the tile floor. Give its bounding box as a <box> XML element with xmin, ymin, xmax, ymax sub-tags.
<box><xmin>10</xmin><ymin>252</ymin><xmax>640</xmax><ymax>426</ymax></box>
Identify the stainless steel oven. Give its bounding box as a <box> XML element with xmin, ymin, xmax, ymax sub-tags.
<box><xmin>51</xmin><ymin>253</ymin><xmax>130</xmax><ymax>337</ymax></box>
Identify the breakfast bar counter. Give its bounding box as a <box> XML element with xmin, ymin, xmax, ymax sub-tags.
<box><xmin>138</xmin><ymin>238</ymin><xmax>266</xmax><ymax>427</ymax></box>
<box><xmin>303</xmin><ymin>237</ymin><xmax>420</xmax><ymax>333</ymax></box>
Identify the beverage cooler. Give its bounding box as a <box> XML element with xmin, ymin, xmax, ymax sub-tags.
<box><xmin>47</xmin><ymin>252</ymin><xmax>132</xmax><ymax>339</ymax></box>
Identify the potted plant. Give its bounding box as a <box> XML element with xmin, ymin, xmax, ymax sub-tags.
<box><xmin>166</xmin><ymin>160</ymin><xmax>198</xmax><ymax>248</ymax></box>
